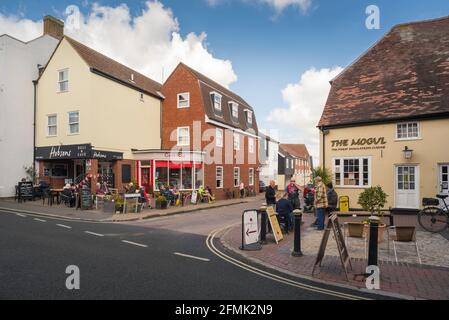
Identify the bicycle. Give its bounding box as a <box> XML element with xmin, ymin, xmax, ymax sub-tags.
<box><xmin>418</xmin><ymin>195</ymin><xmax>449</xmax><ymax>233</ymax></box>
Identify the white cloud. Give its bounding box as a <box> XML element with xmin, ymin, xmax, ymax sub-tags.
<box><xmin>0</xmin><ymin>1</ymin><xmax>237</xmax><ymax>87</ymax></box>
<box><xmin>266</xmin><ymin>66</ymin><xmax>343</xmax><ymax>165</ymax></box>
<box><xmin>206</xmin><ymin>0</ymin><xmax>312</xmax><ymax>14</ymax></box>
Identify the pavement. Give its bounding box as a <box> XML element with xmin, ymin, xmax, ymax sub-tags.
<box><xmin>0</xmin><ymin>195</ymin><xmax>262</xmax><ymax>222</ymax></box>
<box><xmin>0</xmin><ymin>203</ymin><xmax>391</xmax><ymax>300</ymax></box>
<box><xmin>220</xmin><ymin>211</ymin><xmax>449</xmax><ymax>300</ymax></box>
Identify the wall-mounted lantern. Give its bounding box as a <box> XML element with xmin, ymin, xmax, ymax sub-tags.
<box><xmin>403</xmin><ymin>146</ymin><xmax>413</xmax><ymax>160</ymax></box>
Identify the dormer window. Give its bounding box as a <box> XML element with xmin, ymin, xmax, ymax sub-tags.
<box><xmin>245</xmin><ymin>110</ymin><xmax>253</xmax><ymax>125</ymax></box>
<box><xmin>130</xmin><ymin>73</ymin><xmax>135</xmax><ymax>83</ymax></box>
<box><xmin>229</xmin><ymin>102</ymin><xmax>239</xmax><ymax>121</ymax></box>
<box><xmin>211</xmin><ymin>92</ymin><xmax>222</xmax><ymax>113</ymax></box>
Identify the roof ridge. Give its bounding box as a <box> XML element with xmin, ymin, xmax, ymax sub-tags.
<box><xmin>65</xmin><ymin>36</ymin><xmax>162</xmax><ymax>87</ymax></box>
<box><xmin>391</xmin><ymin>14</ymin><xmax>449</xmax><ymax>29</ymax></box>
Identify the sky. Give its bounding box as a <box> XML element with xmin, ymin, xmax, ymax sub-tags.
<box><xmin>1</xmin><ymin>0</ymin><xmax>448</xmax><ymax>164</ymax></box>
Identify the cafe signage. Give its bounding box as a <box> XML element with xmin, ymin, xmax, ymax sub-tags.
<box><xmin>331</xmin><ymin>137</ymin><xmax>387</xmax><ymax>151</ymax></box>
<box><xmin>35</xmin><ymin>144</ymin><xmax>123</xmax><ymax>161</ymax></box>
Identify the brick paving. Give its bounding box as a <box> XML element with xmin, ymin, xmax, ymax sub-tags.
<box><xmin>221</xmin><ymin>212</ymin><xmax>449</xmax><ymax>300</ymax></box>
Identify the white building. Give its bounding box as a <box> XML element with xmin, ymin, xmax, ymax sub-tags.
<box><xmin>259</xmin><ymin>133</ymin><xmax>280</xmax><ymax>187</ymax></box>
<box><xmin>0</xmin><ymin>16</ymin><xmax>62</xmax><ymax>197</ymax></box>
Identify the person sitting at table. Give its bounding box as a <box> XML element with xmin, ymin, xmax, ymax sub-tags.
<box><xmin>276</xmin><ymin>193</ymin><xmax>294</xmax><ymax>233</ymax></box>
<box><xmin>96</xmin><ymin>182</ymin><xmax>103</xmax><ymax>195</ymax></box>
<box><xmin>62</xmin><ymin>184</ymin><xmax>76</xmax><ymax>207</ymax></box>
<box><xmin>101</xmin><ymin>182</ymin><xmax>110</xmax><ymax>195</ymax></box>
<box><xmin>124</xmin><ymin>182</ymin><xmax>136</xmax><ymax>193</ymax></box>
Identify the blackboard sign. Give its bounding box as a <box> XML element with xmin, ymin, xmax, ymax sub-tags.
<box><xmin>80</xmin><ymin>186</ymin><xmax>92</xmax><ymax>210</ymax></box>
<box><xmin>122</xmin><ymin>165</ymin><xmax>131</xmax><ymax>183</ymax></box>
<box><xmin>18</xmin><ymin>182</ymin><xmax>34</xmax><ymax>202</ymax></box>
<box><xmin>312</xmin><ymin>213</ymin><xmax>352</xmax><ymax>281</ymax></box>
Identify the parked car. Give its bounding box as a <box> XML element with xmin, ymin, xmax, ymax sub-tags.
<box><xmin>259</xmin><ymin>181</ymin><xmax>267</xmax><ymax>193</ymax></box>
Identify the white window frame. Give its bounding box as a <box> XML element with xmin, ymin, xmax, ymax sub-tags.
<box><xmin>396</xmin><ymin>122</ymin><xmax>420</xmax><ymax>140</ymax></box>
<box><xmin>248</xmin><ymin>137</ymin><xmax>254</xmax><ymax>153</ymax></box>
<box><xmin>216</xmin><ymin>166</ymin><xmax>224</xmax><ymax>189</ymax></box>
<box><xmin>58</xmin><ymin>69</ymin><xmax>69</xmax><ymax>93</ymax></box>
<box><xmin>249</xmin><ymin>168</ymin><xmax>254</xmax><ymax>186</ymax></box>
<box><xmin>47</xmin><ymin>114</ymin><xmax>57</xmax><ymax>137</ymax></box>
<box><xmin>211</xmin><ymin>92</ymin><xmax>222</xmax><ymax>112</ymax></box>
<box><xmin>234</xmin><ymin>167</ymin><xmax>240</xmax><ymax>187</ymax></box>
<box><xmin>177</xmin><ymin>127</ymin><xmax>190</xmax><ymax>147</ymax></box>
<box><xmin>246</xmin><ymin>110</ymin><xmax>253</xmax><ymax>124</ymax></box>
<box><xmin>233</xmin><ymin>133</ymin><xmax>240</xmax><ymax>151</ymax></box>
<box><xmin>177</xmin><ymin>92</ymin><xmax>190</xmax><ymax>109</ymax></box>
<box><xmin>230</xmin><ymin>102</ymin><xmax>239</xmax><ymax>120</ymax></box>
<box><xmin>216</xmin><ymin>128</ymin><xmax>223</xmax><ymax>148</ymax></box>
<box><xmin>333</xmin><ymin>156</ymin><xmax>372</xmax><ymax>188</ymax></box>
<box><xmin>68</xmin><ymin>111</ymin><xmax>80</xmax><ymax>135</ymax></box>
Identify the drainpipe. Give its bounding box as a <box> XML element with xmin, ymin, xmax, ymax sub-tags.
<box><xmin>32</xmin><ymin>80</ymin><xmax>38</xmax><ymax>182</ymax></box>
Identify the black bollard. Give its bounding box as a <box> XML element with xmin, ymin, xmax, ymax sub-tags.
<box><xmin>259</xmin><ymin>206</ymin><xmax>267</xmax><ymax>245</ymax></box>
<box><xmin>368</xmin><ymin>216</ymin><xmax>380</xmax><ymax>266</ymax></box>
<box><xmin>291</xmin><ymin>209</ymin><xmax>303</xmax><ymax>257</ymax></box>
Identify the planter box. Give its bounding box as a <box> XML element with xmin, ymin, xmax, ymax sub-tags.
<box><xmin>103</xmin><ymin>201</ymin><xmax>116</xmax><ymax>214</ymax></box>
<box><xmin>156</xmin><ymin>201</ymin><xmax>168</xmax><ymax>209</ymax></box>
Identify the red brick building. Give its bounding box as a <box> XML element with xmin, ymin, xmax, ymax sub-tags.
<box><xmin>155</xmin><ymin>63</ymin><xmax>260</xmax><ymax>199</ymax></box>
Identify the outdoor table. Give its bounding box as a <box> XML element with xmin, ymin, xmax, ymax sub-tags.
<box><xmin>123</xmin><ymin>193</ymin><xmax>141</xmax><ymax>214</ymax></box>
<box><xmin>50</xmin><ymin>188</ymin><xmax>64</xmax><ymax>205</ymax></box>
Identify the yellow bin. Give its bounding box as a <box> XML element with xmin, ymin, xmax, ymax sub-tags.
<box><xmin>339</xmin><ymin>196</ymin><xmax>349</xmax><ymax>213</ymax></box>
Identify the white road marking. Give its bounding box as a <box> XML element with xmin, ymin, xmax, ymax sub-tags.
<box><xmin>174</xmin><ymin>252</ymin><xmax>211</xmax><ymax>262</ymax></box>
<box><xmin>121</xmin><ymin>240</ymin><xmax>148</xmax><ymax>248</ymax></box>
<box><xmin>84</xmin><ymin>231</ymin><xmax>104</xmax><ymax>237</ymax></box>
<box><xmin>56</xmin><ymin>224</ymin><xmax>72</xmax><ymax>229</ymax></box>
<box><xmin>34</xmin><ymin>218</ymin><xmax>46</xmax><ymax>223</ymax></box>
<box><xmin>15</xmin><ymin>213</ymin><xmax>26</xmax><ymax>218</ymax></box>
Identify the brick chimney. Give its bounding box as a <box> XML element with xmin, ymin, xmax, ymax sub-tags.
<box><xmin>43</xmin><ymin>15</ymin><xmax>64</xmax><ymax>40</ymax></box>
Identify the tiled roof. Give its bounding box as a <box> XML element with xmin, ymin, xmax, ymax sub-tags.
<box><xmin>65</xmin><ymin>36</ymin><xmax>163</xmax><ymax>99</ymax></box>
<box><xmin>179</xmin><ymin>63</ymin><xmax>258</xmax><ymax>133</ymax></box>
<box><xmin>279</xmin><ymin>144</ymin><xmax>310</xmax><ymax>159</ymax></box>
<box><xmin>319</xmin><ymin>15</ymin><xmax>449</xmax><ymax>128</ymax></box>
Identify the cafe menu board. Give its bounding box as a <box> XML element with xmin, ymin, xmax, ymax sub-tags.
<box><xmin>18</xmin><ymin>182</ymin><xmax>34</xmax><ymax>202</ymax></box>
<box><xmin>80</xmin><ymin>186</ymin><xmax>92</xmax><ymax>210</ymax></box>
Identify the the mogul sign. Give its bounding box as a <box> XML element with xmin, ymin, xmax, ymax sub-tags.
<box><xmin>331</xmin><ymin>137</ymin><xmax>387</xmax><ymax>151</ymax></box>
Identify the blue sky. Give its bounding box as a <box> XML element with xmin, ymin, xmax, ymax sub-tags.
<box><xmin>1</xmin><ymin>0</ymin><xmax>448</xmax><ymax>161</ymax></box>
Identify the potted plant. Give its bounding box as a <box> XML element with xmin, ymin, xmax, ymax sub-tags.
<box><xmin>358</xmin><ymin>186</ymin><xmax>388</xmax><ymax>242</ymax></box>
<box><xmin>155</xmin><ymin>195</ymin><xmax>168</xmax><ymax>209</ymax></box>
<box><xmin>113</xmin><ymin>195</ymin><xmax>125</xmax><ymax>213</ymax></box>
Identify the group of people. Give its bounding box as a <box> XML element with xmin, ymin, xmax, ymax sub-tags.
<box><xmin>264</xmin><ymin>176</ymin><xmax>338</xmax><ymax>233</ymax></box>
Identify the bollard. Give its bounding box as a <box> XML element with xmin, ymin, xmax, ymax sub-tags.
<box><xmin>259</xmin><ymin>206</ymin><xmax>268</xmax><ymax>245</ymax></box>
<box><xmin>291</xmin><ymin>209</ymin><xmax>303</xmax><ymax>257</ymax></box>
<box><xmin>368</xmin><ymin>216</ymin><xmax>380</xmax><ymax>266</ymax></box>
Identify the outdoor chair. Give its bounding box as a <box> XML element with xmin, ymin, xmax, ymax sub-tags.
<box><xmin>388</xmin><ymin>226</ymin><xmax>421</xmax><ymax>264</ymax></box>
<box><xmin>60</xmin><ymin>193</ymin><xmax>73</xmax><ymax>208</ymax></box>
<box><xmin>343</xmin><ymin>222</ymin><xmax>367</xmax><ymax>258</ymax></box>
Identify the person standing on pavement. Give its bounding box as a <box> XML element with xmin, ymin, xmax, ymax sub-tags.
<box><xmin>314</xmin><ymin>176</ymin><xmax>328</xmax><ymax>231</ymax></box>
<box><xmin>285</xmin><ymin>179</ymin><xmax>301</xmax><ymax>210</ymax></box>
<box><xmin>326</xmin><ymin>182</ymin><xmax>338</xmax><ymax>217</ymax></box>
<box><xmin>265</xmin><ymin>180</ymin><xmax>277</xmax><ymax>208</ymax></box>
<box><xmin>239</xmin><ymin>181</ymin><xmax>245</xmax><ymax>198</ymax></box>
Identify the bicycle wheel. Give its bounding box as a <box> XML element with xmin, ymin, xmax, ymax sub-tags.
<box><xmin>418</xmin><ymin>207</ymin><xmax>448</xmax><ymax>233</ymax></box>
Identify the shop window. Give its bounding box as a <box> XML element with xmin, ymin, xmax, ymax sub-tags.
<box><xmin>177</xmin><ymin>93</ymin><xmax>190</xmax><ymax>108</ymax></box>
<box><xmin>333</xmin><ymin>157</ymin><xmax>371</xmax><ymax>188</ymax></box>
<box><xmin>216</xmin><ymin>166</ymin><xmax>223</xmax><ymax>189</ymax></box>
<box><xmin>121</xmin><ymin>164</ymin><xmax>131</xmax><ymax>183</ymax></box>
<box><xmin>234</xmin><ymin>167</ymin><xmax>240</xmax><ymax>187</ymax></box>
<box><xmin>169</xmin><ymin>162</ymin><xmax>181</xmax><ymax>189</ymax></box>
<box><xmin>58</xmin><ymin>69</ymin><xmax>69</xmax><ymax>92</ymax></box>
<box><xmin>396</xmin><ymin>122</ymin><xmax>420</xmax><ymax>140</ymax></box>
<box><xmin>181</xmin><ymin>163</ymin><xmax>193</xmax><ymax>190</ymax></box>
<box><xmin>68</xmin><ymin>111</ymin><xmax>79</xmax><ymax>135</ymax></box>
<box><xmin>44</xmin><ymin>163</ymin><xmax>68</xmax><ymax>178</ymax></box>
<box><xmin>195</xmin><ymin>163</ymin><xmax>204</xmax><ymax>189</ymax></box>
<box><xmin>47</xmin><ymin>115</ymin><xmax>57</xmax><ymax>137</ymax></box>
<box><xmin>155</xmin><ymin>161</ymin><xmax>168</xmax><ymax>189</ymax></box>
<box><xmin>249</xmin><ymin>168</ymin><xmax>254</xmax><ymax>186</ymax></box>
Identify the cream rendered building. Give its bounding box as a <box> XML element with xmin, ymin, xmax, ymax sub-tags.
<box><xmin>35</xmin><ymin>36</ymin><xmax>163</xmax><ymax>190</ymax></box>
<box><xmin>319</xmin><ymin>16</ymin><xmax>449</xmax><ymax>211</ymax></box>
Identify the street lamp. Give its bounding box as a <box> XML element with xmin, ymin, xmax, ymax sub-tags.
<box><xmin>403</xmin><ymin>146</ymin><xmax>413</xmax><ymax>160</ymax></box>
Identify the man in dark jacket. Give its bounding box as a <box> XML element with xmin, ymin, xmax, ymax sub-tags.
<box><xmin>276</xmin><ymin>193</ymin><xmax>294</xmax><ymax>233</ymax></box>
<box><xmin>326</xmin><ymin>182</ymin><xmax>338</xmax><ymax>216</ymax></box>
<box><xmin>265</xmin><ymin>180</ymin><xmax>277</xmax><ymax>207</ymax></box>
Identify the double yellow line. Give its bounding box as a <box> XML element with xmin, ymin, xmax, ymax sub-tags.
<box><xmin>206</xmin><ymin>225</ymin><xmax>372</xmax><ymax>300</ymax></box>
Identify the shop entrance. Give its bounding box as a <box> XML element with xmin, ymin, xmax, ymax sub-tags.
<box><xmin>141</xmin><ymin>167</ymin><xmax>152</xmax><ymax>193</ymax></box>
<box><xmin>395</xmin><ymin>165</ymin><xmax>419</xmax><ymax>209</ymax></box>
<box><xmin>439</xmin><ymin>164</ymin><xmax>449</xmax><ymax>207</ymax></box>
<box><xmin>74</xmin><ymin>160</ymin><xmax>86</xmax><ymax>184</ymax></box>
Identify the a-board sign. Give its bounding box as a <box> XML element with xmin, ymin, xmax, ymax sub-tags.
<box><xmin>191</xmin><ymin>190</ymin><xmax>198</xmax><ymax>204</ymax></box>
<box><xmin>266</xmin><ymin>206</ymin><xmax>283</xmax><ymax>244</ymax></box>
<box><xmin>312</xmin><ymin>213</ymin><xmax>352</xmax><ymax>281</ymax></box>
<box><xmin>80</xmin><ymin>186</ymin><xmax>92</xmax><ymax>210</ymax></box>
<box><xmin>18</xmin><ymin>182</ymin><xmax>33</xmax><ymax>202</ymax></box>
<box><xmin>244</xmin><ymin>210</ymin><xmax>259</xmax><ymax>245</ymax></box>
